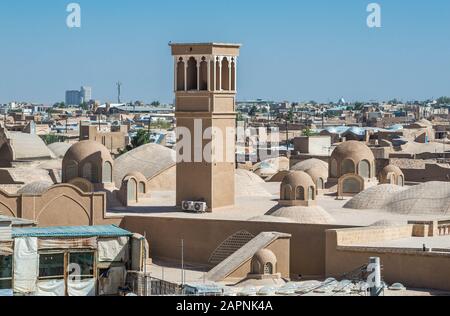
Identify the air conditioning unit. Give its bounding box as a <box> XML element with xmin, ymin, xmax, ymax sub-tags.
<box><xmin>193</xmin><ymin>202</ymin><xmax>207</xmax><ymax>213</ymax></box>
<box><xmin>182</xmin><ymin>201</ymin><xmax>195</xmax><ymax>212</ymax></box>
<box><xmin>182</xmin><ymin>201</ymin><xmax>207</xmax><ymax>213</ymax></box>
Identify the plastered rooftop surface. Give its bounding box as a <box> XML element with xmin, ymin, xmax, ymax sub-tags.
<box><xmin>107</xmin><ymin>182</ymin><xmax>450</xmax><ymax>226</ymax></box>
<box><xmin>149</xmin><ymin>260</ymin><xmax>450</xmax><ymax>297</ymax></box>
<box><xmin>349</xmin><ymin>235</ymin><xmax>450</xmax><ymax>250</ymax></box>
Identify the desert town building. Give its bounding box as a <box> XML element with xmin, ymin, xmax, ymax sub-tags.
<box><xmin>2</xmin><ymin>42</ymin><xmax>450</xmax><ymax>296</ymax></box>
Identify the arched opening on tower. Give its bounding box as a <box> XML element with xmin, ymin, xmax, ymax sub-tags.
<box><xmin>199</xmin><ymin>57</ymin><xmax>208</xmax><ymax>91</ymax></box>
<box><xmin>187</xmin><ymin>57</ymin><xmax>198</xmax><ymax>90</ymax></box>
<box><xmin>215</xmin><ymin>58</ymin><xmax>221</xmax><ymax>90</ymax></box>
<box><xmin>176</xmin><ymin>58</ymin><xmax>185</xmax><ymax>91</ymax></box>
<box><xmin>221</xmin><ymin>57</ymin><xmax>230</xmax><ymax>90</ymax></box>
<box><xmin>231</xmin><ymin>58</ymin><xmax>236</xmax><ymax>91</ymax></box>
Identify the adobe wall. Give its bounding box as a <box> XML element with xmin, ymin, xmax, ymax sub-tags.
<box><xmin>293</xmin><ymin>136</ymin><xmax>331</xmax><ymax>156</ymax></box>
<box><xmin>147</xmin><ymin>166</ymin><xmax>176</xmax><ymax>191</ymax></box>
<box><xmin>121</xmin><ymin>216</ymin><xmax>351</xmax><ymax>279</ymax></box>
<box><xmin>0</xmin><ymin>185</ymin><xmax>123</xmax><ymax>227</ymax></box>
<box><xmin>80</xmin><ymin>125</ymin><xmax>128</xmax><ymax>154</ymax></box>
<box><xmin>401</xmin><ymin>164</ymin><xmax>450</xmax><ymax>182</ymax></box>
<box><xmin>326</xmin><ymin>227</ymin><xmax>450</xmax><ymax>291</ymax></box>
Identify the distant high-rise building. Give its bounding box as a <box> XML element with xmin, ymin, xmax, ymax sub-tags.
<box><xmin>80</xmin><ymin>86</ymin><xmax>92</xmax><ymax>103</ymax></box>
<box><xmin>65</xmin><ymin>86</ymin><xmax>93</xmax><ymax>106</ymax></box>
<box><xmin>65</xmin><ymin>90</ymin><xmax>81</xmax><ymax>106</ymax></box>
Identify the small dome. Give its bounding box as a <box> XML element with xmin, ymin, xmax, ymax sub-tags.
<box><xmin>17</xmin><ymin>181</ymin><xmax>53</xmax><ymax>195</ymax></box>
<box><xmin>291</xmin><ymin>159</ymin><xmax>328</xmax><ymax>172</ymax></box>
<box><xmin>48</xmin><ymin>142</ymin><xmax>72</xmax><ymax>159</ymax></box>
<box><xmin>63</xmin><ymin>140</ymin><xmax>113</xmax><ymax>164</ymax></box>
<box><xmin>385</xmin><ymin>182</ymin><xmax>450</xmax><ymax>215</ymax></box>
<box><xmin>253</xmin><ymin>249</ymin><xmax>277</xmax><ymax>265</ymax></box>
<box><xmin>269</xmin><ymin>205</ymin><xmax>335</xmax><ymax>225</ymax></box>
<box><xmin>236</xmin><ymin>169</ymin><xmax>265</xmax><ymax>184</ymax></box>
<box><xmin>379</xmin><ymin>165</ymin><xmax>405</xmax><ymax>185</ymax></box>
<box><xmin>282</xmin><ymin>171</ymin><xmax>314</xmax><ymax>189</ymax></box>
<box><xmin>62</xmin><ymin>140</ymin><xmax>113</xmax><ymax>184</ymax></box>
<box><xmin>344</xmin><ymin>184</ymin><xmax>406</xmax><ymax>210</ymax></box>
<box><xmin>251</xmin><ymin>249</ymin><xmax>278</xmax><ymax>276</ymax></box>
<box><xmin>389</xmin><ymin>283</ymin><xmax>406</xmax><ymax>291</ymax></box>
<box><xmin>254</xmin><ymin>165</ymin><xmax>278</xmax><ymax>178</ymax></box>
<box><xmin>267</xmin><ymin>170</ymin><xmax>290</xmax><ymax>182</ymax></box>
<box><xmin>113</xmin><ymin>143</ymin><xmax>175</xmax><ymax>187</ymax></box>
<box><xmin>236</xmin><ymin>170</ymin><xmax>272</xmax><ymax>197</ymax></box>
<box><xmin>304</xmin><ymin>166</ymin><xmax>328</xmax><ymax>186</ymax></box>
<box><xmin>381</xmin><ymin>165</ymin><xmax>403</xmax><ymax>176</ymax></box>
<box><xmin>331</xmin><ymin>141</ymin><xmax>375</xmax><ymax>163</ymax></box>
<box><xmin>122</xmin><ymin>171</ymin><xmax>147</xmax><ymax>183</ymax></box>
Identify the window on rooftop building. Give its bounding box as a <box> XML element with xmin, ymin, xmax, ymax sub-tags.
<box><xmin>39</xmin><ymin>253</ymin><xmax>65</xmax><ymax>280</ymax></box>
<box><xmin>102</xmin><ymin>162</ymin><xmax>112</xmax><ymax>183</ymax></box>
<box><xmin>317</xmin><ymin>178</ymin><xmax>324</xmax><ymax>190</ymax></box>
<box><xmin>264</xmin><ymin>263</ymin><xmax>273</xmax><ymax>275</ymax></box>
<box><xmin>127</xmin><ymin>178</ymin><xmax>137</xmax><ymax>203</ymax></box>
<box><xmin>296</xmin><ymin>186</ymin><xmax>305</xmax><ymax>201</ymax></box>
<box><xmin>65</xmin><ymin>160</ymin><xmax>78</xmax><ymax>181</ymax></box>
<box><xmin>69</xmin><ymin>252</ymin><xmax>95</xmax><ymax>281</ymax></box>
<box><xmin>342</xmin><ymin>159</ymin><xmax>355</xmax><ymax>175</ymax></box>
<box><xmin>308</xmin><ymin>186</ymin><xmax>315</xmax><ymax>200</ymax></box>
<box><xmin>398</xmin><ymin>175</ymin><xmax>404</xmax><ymax>187</ymax></box>
<box><xmin>138</xmin><ymin>182</ymin><xmax>145</xmax><ymax>194</ymax></box>
<box><xmin>330</xmin><ymin>159</ymin><xmax>338</xmax><ymax>177</ymax></box>
<box><xmin>0</xmin><ymin>255</ymin><xmax>13</xmax><ymax>290</ymax></box>
<box><xmin>358</xmin><ymin>160</ymin><xmax>371</xmax><ymax>178</ymax></box>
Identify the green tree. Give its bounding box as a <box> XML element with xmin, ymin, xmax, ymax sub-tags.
<box><xmin>52</xmin><ymin>102</ymin><xmax>66</xmax><ymax>108</ymax></box>
<box><xmin>436</xmin><ymin>97</ymin><xmax>450</xmax><ymax>105</ymax></box>
<box><xmin>302</xmin><ymin>127</ymin><xmax>317</xmax><ymax>137</ymax></box>
<box><xmin>79</xmin><ymin>102</ymin><xmax>89</xmax><ymax>111</ymax></box>
<box><xmin>353</xmin><ymin>102</ymin><xmax>364</xmax><ymax>110</ymax></box>
<box><xmin>130</xmin><ymin>129</ymin><xmax>150</xmax><ymax>149</ymax></box>
<box><xmin>287</xmin><ymin>109</ymin><xmax>294</xmax><ymax>123</ymax></box>
<box><xmin>40</xmin><ymin>135</ymin><xmax>67</xmax><ymax>145</ymax></box>
<box><xmin>248</xmin><ymin>105</ymin><xmax>258</xmax><ymax>118</ymax></box>
<box><xmin>152</xmin><ymin>119</ymin><xmax>171</xmax><ymax>129</ymax></box>
<box><xmin>151</xmin><ymin>101</ymin><xmax>161</xmax><ymax>107</ymax></box>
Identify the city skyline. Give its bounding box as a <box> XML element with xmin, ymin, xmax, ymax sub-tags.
<box><xmin>1</xmin><ymin>0</ymin><xmax>450</xmax><ymax>104</ymax></box>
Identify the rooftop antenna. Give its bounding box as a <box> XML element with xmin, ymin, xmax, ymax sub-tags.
<box><xmin>117</xmin><ymin>81</ymin><xmax>122</xmax><ymax>104</ymax></box>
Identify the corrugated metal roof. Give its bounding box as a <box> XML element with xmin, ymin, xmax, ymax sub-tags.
<box><xmin>12</xmin><ymin>225</ymin><xmax>132</xmax><ymax>238</ymax></box>
<box><xmin>0</xmin><ymin>215</ymin><xmax>36</xmax><ymax>226</ymax></box>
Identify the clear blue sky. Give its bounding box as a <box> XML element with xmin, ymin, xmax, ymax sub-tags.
<box><xmin>0</xmin><ymin>0</ymin><xmax>449</xmax><ymax>104</ymax></box>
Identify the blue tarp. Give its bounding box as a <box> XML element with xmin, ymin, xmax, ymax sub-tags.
<box><xmin>12</xmin><ymin>225</ymin><xmax>132</xmax><ymax>238</ymax></box>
